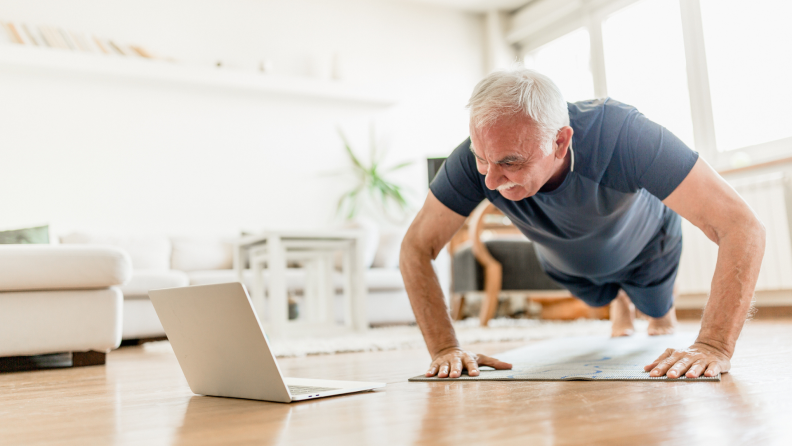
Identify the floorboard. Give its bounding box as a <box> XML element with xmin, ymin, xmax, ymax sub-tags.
<box><xmin>1</xmin><ymin>320</ymin><xmax>791</xmax><ymax>445</ymax></box>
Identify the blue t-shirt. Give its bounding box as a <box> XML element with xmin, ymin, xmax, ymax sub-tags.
<box><xmin>430</xmin><ymin>98</ymin><xmax>699</xmax><ymax>278</ymax></box>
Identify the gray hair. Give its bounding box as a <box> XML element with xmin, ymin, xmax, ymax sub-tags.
<box><xmin>467</xmin><ymin>67</ymin><xmax>570</xmax><ymax>155</ymax></box>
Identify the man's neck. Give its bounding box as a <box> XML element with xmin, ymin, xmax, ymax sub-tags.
<box><xmin>539</xmin><ymin>149</ymin><xmax>572</xmax><ymax>193</ymax></box>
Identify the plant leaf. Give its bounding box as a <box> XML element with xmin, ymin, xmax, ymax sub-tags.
<box><xmin>385</xmin><ymin>161</ymin><xmax>413</xmax><ymax>172</ymax></box>
<box><xmin>369</xmin><ymin>122</ymin><xmax>376</xmax><ymax>170</ymax></box>
<box><xmin>337</xmin><ymin>127</ymin><xmax>366</xmax><ymax>173</ymax></box>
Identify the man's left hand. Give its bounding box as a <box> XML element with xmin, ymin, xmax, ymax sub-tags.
<box><xmin>644</xmin><ymin>341</ymin><xmax>731</xmax><ymax>378</ymax></box>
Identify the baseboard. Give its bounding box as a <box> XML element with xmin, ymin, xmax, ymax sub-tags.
<box><xmin>677</xmin><ymin>289</ymin><xmax>792</xmax><ymax>310</ymax></box>
<box><xmin>0</xmin><ymin>350</ymin><xmax>106</xmax><ymax>374</ymax></box>
<box><xmin>677</xmin><ymin>306</ymin><xmax>792</xmax><ymax>320</ymax></box>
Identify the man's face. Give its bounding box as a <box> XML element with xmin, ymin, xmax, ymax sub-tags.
<box><xmin>469</xmin><ymin>114</ymin><xmax>560</xmax><ymax>201</ymax></box>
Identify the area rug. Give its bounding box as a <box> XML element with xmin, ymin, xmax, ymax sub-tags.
<box><xmin>408</xmin><ymin>332</ymin><xmax>719</xmax><ymax>382</ymax></box>
<box><xmin>144</xmin><ymin>318</ymin><xmax>645</xmax><ymax>358</ymax></box>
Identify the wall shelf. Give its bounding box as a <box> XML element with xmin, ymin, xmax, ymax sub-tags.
<box><xmin>0</xmin><ymin>45</ymin><xmax>397</xmax><ymax>107</ymax></box>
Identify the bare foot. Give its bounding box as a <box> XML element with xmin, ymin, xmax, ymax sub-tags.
<box><xmin>648</xmin><ymin>306</ymin><xmax>677</xmax><ymax>336</ymax></box>
<box><xmin>610</xmin><ymin>290</ymin><xmax>636</xmax><ymax>337</ymax></box>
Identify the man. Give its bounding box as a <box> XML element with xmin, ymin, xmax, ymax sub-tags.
<box><xmin>400</xmin><ymin>67</ymin><xmax>765</xmax><ymax>379</ymax></box>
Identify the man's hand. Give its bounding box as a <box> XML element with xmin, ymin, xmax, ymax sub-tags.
<box><xmin>644</xmin><ymin>341</ymin><xmax>731</xmax><ymax>378</ymax></box>
<box><xmin>426</xmin><ymin>347</ymin><xmax>513</xmax><ymax>378</ymax></box>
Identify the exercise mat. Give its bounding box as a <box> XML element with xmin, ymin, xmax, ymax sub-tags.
<box><xmin>409</xmin><ymin>333</ymin><xmax>720</xmax><ymax>382</ymax></box>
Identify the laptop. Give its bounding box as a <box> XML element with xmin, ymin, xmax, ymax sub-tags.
<box><xmin>148</xmin><ymin>282</ymin><xmax>385</xmax><ymax>403</ymax></box>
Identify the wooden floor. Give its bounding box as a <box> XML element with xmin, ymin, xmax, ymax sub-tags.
<box><xmin>2</xmin><ymin>320</ymin><xmax>792</xmax><ymax>446</ymax></box>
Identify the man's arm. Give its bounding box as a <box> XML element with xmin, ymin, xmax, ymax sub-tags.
<box><xmin>400</xmin><ymin>191</ymin><xmax>512</xmax><ymax>378</ymax></box>
<box><xmin>647</xmin><ymin>157</ymin><xmax>766</xmax><ymax>378</ymax></box>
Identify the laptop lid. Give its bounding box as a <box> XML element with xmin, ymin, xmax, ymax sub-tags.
<box><xmin>148</xmin><ymin>282</ymin><xmax>292</xmax><ymax>403</ymax></box>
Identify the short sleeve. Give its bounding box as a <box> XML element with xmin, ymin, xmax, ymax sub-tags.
<box><xmin>622</xmin><ymin>112</ymin><xmax>699</xmax><ymax>200</ymax></box>
<box><xmin>429</xmin><ymin>138</ymin><xmax>486</xmax><ymax>217</ymax></box>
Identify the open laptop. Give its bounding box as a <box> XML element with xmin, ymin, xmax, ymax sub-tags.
<box><xmin>148</xmin><ymin>282</ymin><xmax>384</xmax><ymax>403</ymax></box>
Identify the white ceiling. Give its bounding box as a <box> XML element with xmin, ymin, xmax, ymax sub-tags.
<box><xmin>400</xmin><ymin>0</ymin><xmax>534</xmax><ymax>13</ymax></box>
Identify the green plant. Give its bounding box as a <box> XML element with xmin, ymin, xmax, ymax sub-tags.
<box><xmin>336</xmin><ymin>127</ymin><xmax>413</xmax><ymax>221</ymax></box>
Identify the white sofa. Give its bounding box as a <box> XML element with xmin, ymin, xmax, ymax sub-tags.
<box><xmin>0</xmin><ymin>245</ymin><xmax>131</xmax><ymax>363</ymax></box>
<box><xmin>60</xmin><ymin>233</ymin><xmax>416</xmax><ymax>340</ymax></box>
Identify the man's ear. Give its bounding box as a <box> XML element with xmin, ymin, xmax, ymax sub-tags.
<box><xmin>554</xmin><ymin>126</ymin><xmax>574</xmax><ymax>160</ymax></box>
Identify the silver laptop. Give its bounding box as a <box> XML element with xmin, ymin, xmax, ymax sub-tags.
<box><xmin>148</xmin><ymin>282</ymin><xmax>385</xmax><ymax>403</ymax></box>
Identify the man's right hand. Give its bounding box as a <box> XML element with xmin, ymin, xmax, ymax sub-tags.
<box><xmin>426</xmin><ymin>347</ymin><xmax>513</xmax><ymax>378</ymax></box>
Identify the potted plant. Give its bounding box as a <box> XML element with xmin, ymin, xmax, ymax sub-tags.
<box><xmin>335</xmin><ymin>127</ymin><xmax>413</xmax><ymax>224</ymax></box>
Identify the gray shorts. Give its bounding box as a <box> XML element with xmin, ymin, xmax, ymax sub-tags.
<box><xmin>540</xmin><ymin>210</ymin><xmax>682</xmax><ymax>318</ymax></box>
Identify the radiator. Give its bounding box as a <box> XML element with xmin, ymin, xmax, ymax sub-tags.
<box><xmin>676</xmin><ymin>172</ymin><xmax>792</xmax><ymax>294</ymax></box>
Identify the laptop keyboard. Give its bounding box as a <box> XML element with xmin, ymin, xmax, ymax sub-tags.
<box><xmin>288</xmin><ymin>385</ymin><xmax>340</xmax><ymax>395</ymax></box>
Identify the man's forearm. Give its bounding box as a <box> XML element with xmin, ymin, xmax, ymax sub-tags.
<box><xmin>400</xmin><ymin>248</ymin><xmax>459</xmax><ymax>357</ymax></box>
<box><xmin>697</xmin><ymin>222</ymin><xmax>765</xmax><ymax>357</ymax></box>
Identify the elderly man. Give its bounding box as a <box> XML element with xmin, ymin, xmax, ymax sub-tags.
<box><xmin>400</xmin><ymin>67</ymin><xmax>765</xmax><ymax>379</ymax></box>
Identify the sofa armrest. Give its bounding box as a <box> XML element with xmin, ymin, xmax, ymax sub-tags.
<box><xmin>0</xmin><ymin>245</ymin><xmax>132</xmax><ymax>291</ymax></box>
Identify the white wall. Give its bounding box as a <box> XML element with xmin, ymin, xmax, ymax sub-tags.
<box><xmin>0</xmin><ymin>0</ymin><xmax>484</xmax><ymax>236</ymax></box>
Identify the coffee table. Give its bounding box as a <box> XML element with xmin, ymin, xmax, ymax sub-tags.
<box><xmin>233</xmin><ymin>230</ymin><xmax>367</xmax><ymax>336</ymax></box>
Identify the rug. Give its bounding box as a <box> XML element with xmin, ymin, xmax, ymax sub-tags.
<box><xmin>143</xmin><ymin>318</ymin><xmax>642</xmax><ymax>358</ymax></box>
<box><xmin>408</xmin><ymin>332</ymin><xmax>719</xmax><ymax>382</ymax></box>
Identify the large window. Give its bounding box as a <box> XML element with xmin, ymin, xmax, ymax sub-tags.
<box><xmin>700</xmin><ymin>0</ymin><xmax>792</xmax><ymax>152</ymax></box>
<box><xmin>514</xmin><ymin>0</ymin><xmax>792</xmax><ymax>166</ymax></box>
<box><xmin>602</xmin><ymin>0</ymin><xmax>694</xmax><ymax>149</ymax></box>
<box><xmin>523</xmin><ymin>28</ymin><xmax>595</xmax><ymax>103</ymax></box>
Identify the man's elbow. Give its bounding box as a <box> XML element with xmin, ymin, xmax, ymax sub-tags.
<box><xmin>730</xmin><ymin>210</ymin><xmax>766</xmax><ymax>254</ymax></box>
<box><xmin>400</xmin><ymin>230</ymin><xmax>437</xmax><ymax>269</ymax></box>
<box><xmin>749</xmin><ymin>214</ymin><xmax>766</xmax><ymax>251</ymax></box>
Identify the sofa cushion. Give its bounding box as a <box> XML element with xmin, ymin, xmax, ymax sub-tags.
<box><xmin>60</xmin><ymin>232</ymin><xmax>171</xmax><ymax>271</ymax></box>
<box><xmin>171</xmin><ymin>237</ymin><xmax>234</xmax><ymax>272</ymax></box>
<box><xmin>366</xmin><ymin>268</ymin><xmax>405</xmax><ymax>290</ymax></box>
<box><xmin>121</xmin><ymin>269</ymin><xmax>190</xmax><ymax>298</ymax></box>
<box><xmin>122</xmin><ymin>298</ymin><xmax>166</xmax><ymax>339</ymax></box>
<box><xmin>372</xmin><ymin>229</ymin><xmax>405</xmax><ymax>269</ymax></box>
<box><xmin>0</xmin><ymin>245</ymin><xmax>132</xmax><ymax>291</ymax></box>
<box><xmin>0</xmin><ymin>288</ymin><xmax>123</xmax><ymax>356</ymax></box>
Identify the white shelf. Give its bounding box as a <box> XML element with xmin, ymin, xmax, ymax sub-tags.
<box><xmin>0</xmin><ymin>45</ymin><xmax>397</xmax><ymax>107</ymax></box>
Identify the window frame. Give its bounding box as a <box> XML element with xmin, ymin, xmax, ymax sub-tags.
<box><xmin>508</xmin><ymin>0</ymin><xmax>792</xmax><ymax>170</ymax></box>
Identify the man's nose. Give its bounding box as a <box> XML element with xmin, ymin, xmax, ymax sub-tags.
<box><xmin>484</xmin><ymin>164</ymin><xmax>503</xmax><ymax>191</ymax></box>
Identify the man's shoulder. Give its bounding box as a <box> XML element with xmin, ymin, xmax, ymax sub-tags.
<box><xmin>566</xmin><ymin>98</ymin><xmax>633</xmax><ymax>182</ymax></box>
<box><xmin>568</xmin><ymin>98</ymin><xmax>640</xmax><ymax>133</ymax></box>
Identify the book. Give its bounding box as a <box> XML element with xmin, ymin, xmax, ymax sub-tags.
<box><xmin>21</xmin><ymin>23</ymin><xmax>41</xmax><ymax>46</ymax></box>
<box><xmin>58</xmin><ymin>28</ymin><xmax>77</xmax><ymax>50</ymax></box>
<box><xmin>129</xmin><ymin>45</ymin><xmax>153</xmax><ymax>58</ymax></box>
<box><xmin>0</xmin><ymin>22</ymin><xmax>11</xmax><ymax>44</ymax></box>
<box><xmin>69</xmin><ymin>31</ymin><xmax>93</xmax><ymax>52</ymax></box>
<box><xmin>32</xmin><ymin>25</ymin><xmax>50</xmax><ymax>47</ymax></box>
<box><xmin>5</xmin><ymin>22</ymin><xmax>24</xmax><ymax>44</ymax></box>
<box><xmin>106</xmin><ymin>39</ymin><xmax>127</xmax><ymax>56</ymax></box>
<box><xmin>92</xmin><ymin>36</ymin><xmax>110</xmax><ymax>54</ymax></box>
<box><xmin>41</xmin><ymin>26</ymin><xmax>68</xmax><ymax>49</ymax></box>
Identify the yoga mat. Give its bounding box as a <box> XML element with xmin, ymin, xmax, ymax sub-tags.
<box><xmin>409</xmin><ymin>333</ymin><xmax>720</xmax><ymax>382</ymax></box>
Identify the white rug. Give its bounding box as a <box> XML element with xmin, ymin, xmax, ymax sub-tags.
<box><xmin>143</xmin><ymin>318</ymin><xmax>646</xmax><ymax>358</ymax></box>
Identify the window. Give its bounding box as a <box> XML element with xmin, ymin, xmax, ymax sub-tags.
<box><xmin>700</xmin><ymin>0</ymin><xmax>792</xmax><ymax>152</ymax></box>
<box><xmin>602</xmin><ymin>0</ymin><xmax>695</xmax><ymax>149</ymax></box>
<box><xmin>523</xmin><ymin>28</ymin><xmax>595</xmax><ymax>103</ymax></box>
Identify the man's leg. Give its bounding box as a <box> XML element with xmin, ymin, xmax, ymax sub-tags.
<box><xmin>621</xmin><ymin>279</ymin><xmax>678</xmax><ymax>336</ymax></box>
<box><xmin>540</xmin><ymin>263</ymin><xmax>625</xmax><ymax>332</ymax></box>
<box><xmin>610</xmin><ymin>289</ymin><xmax>636</xmax><ymax>337</ymax></box>
<box><xmin>645</xmin><ymin>285</ymin><xmax>677</xmax><ymax>335</ymax></box>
